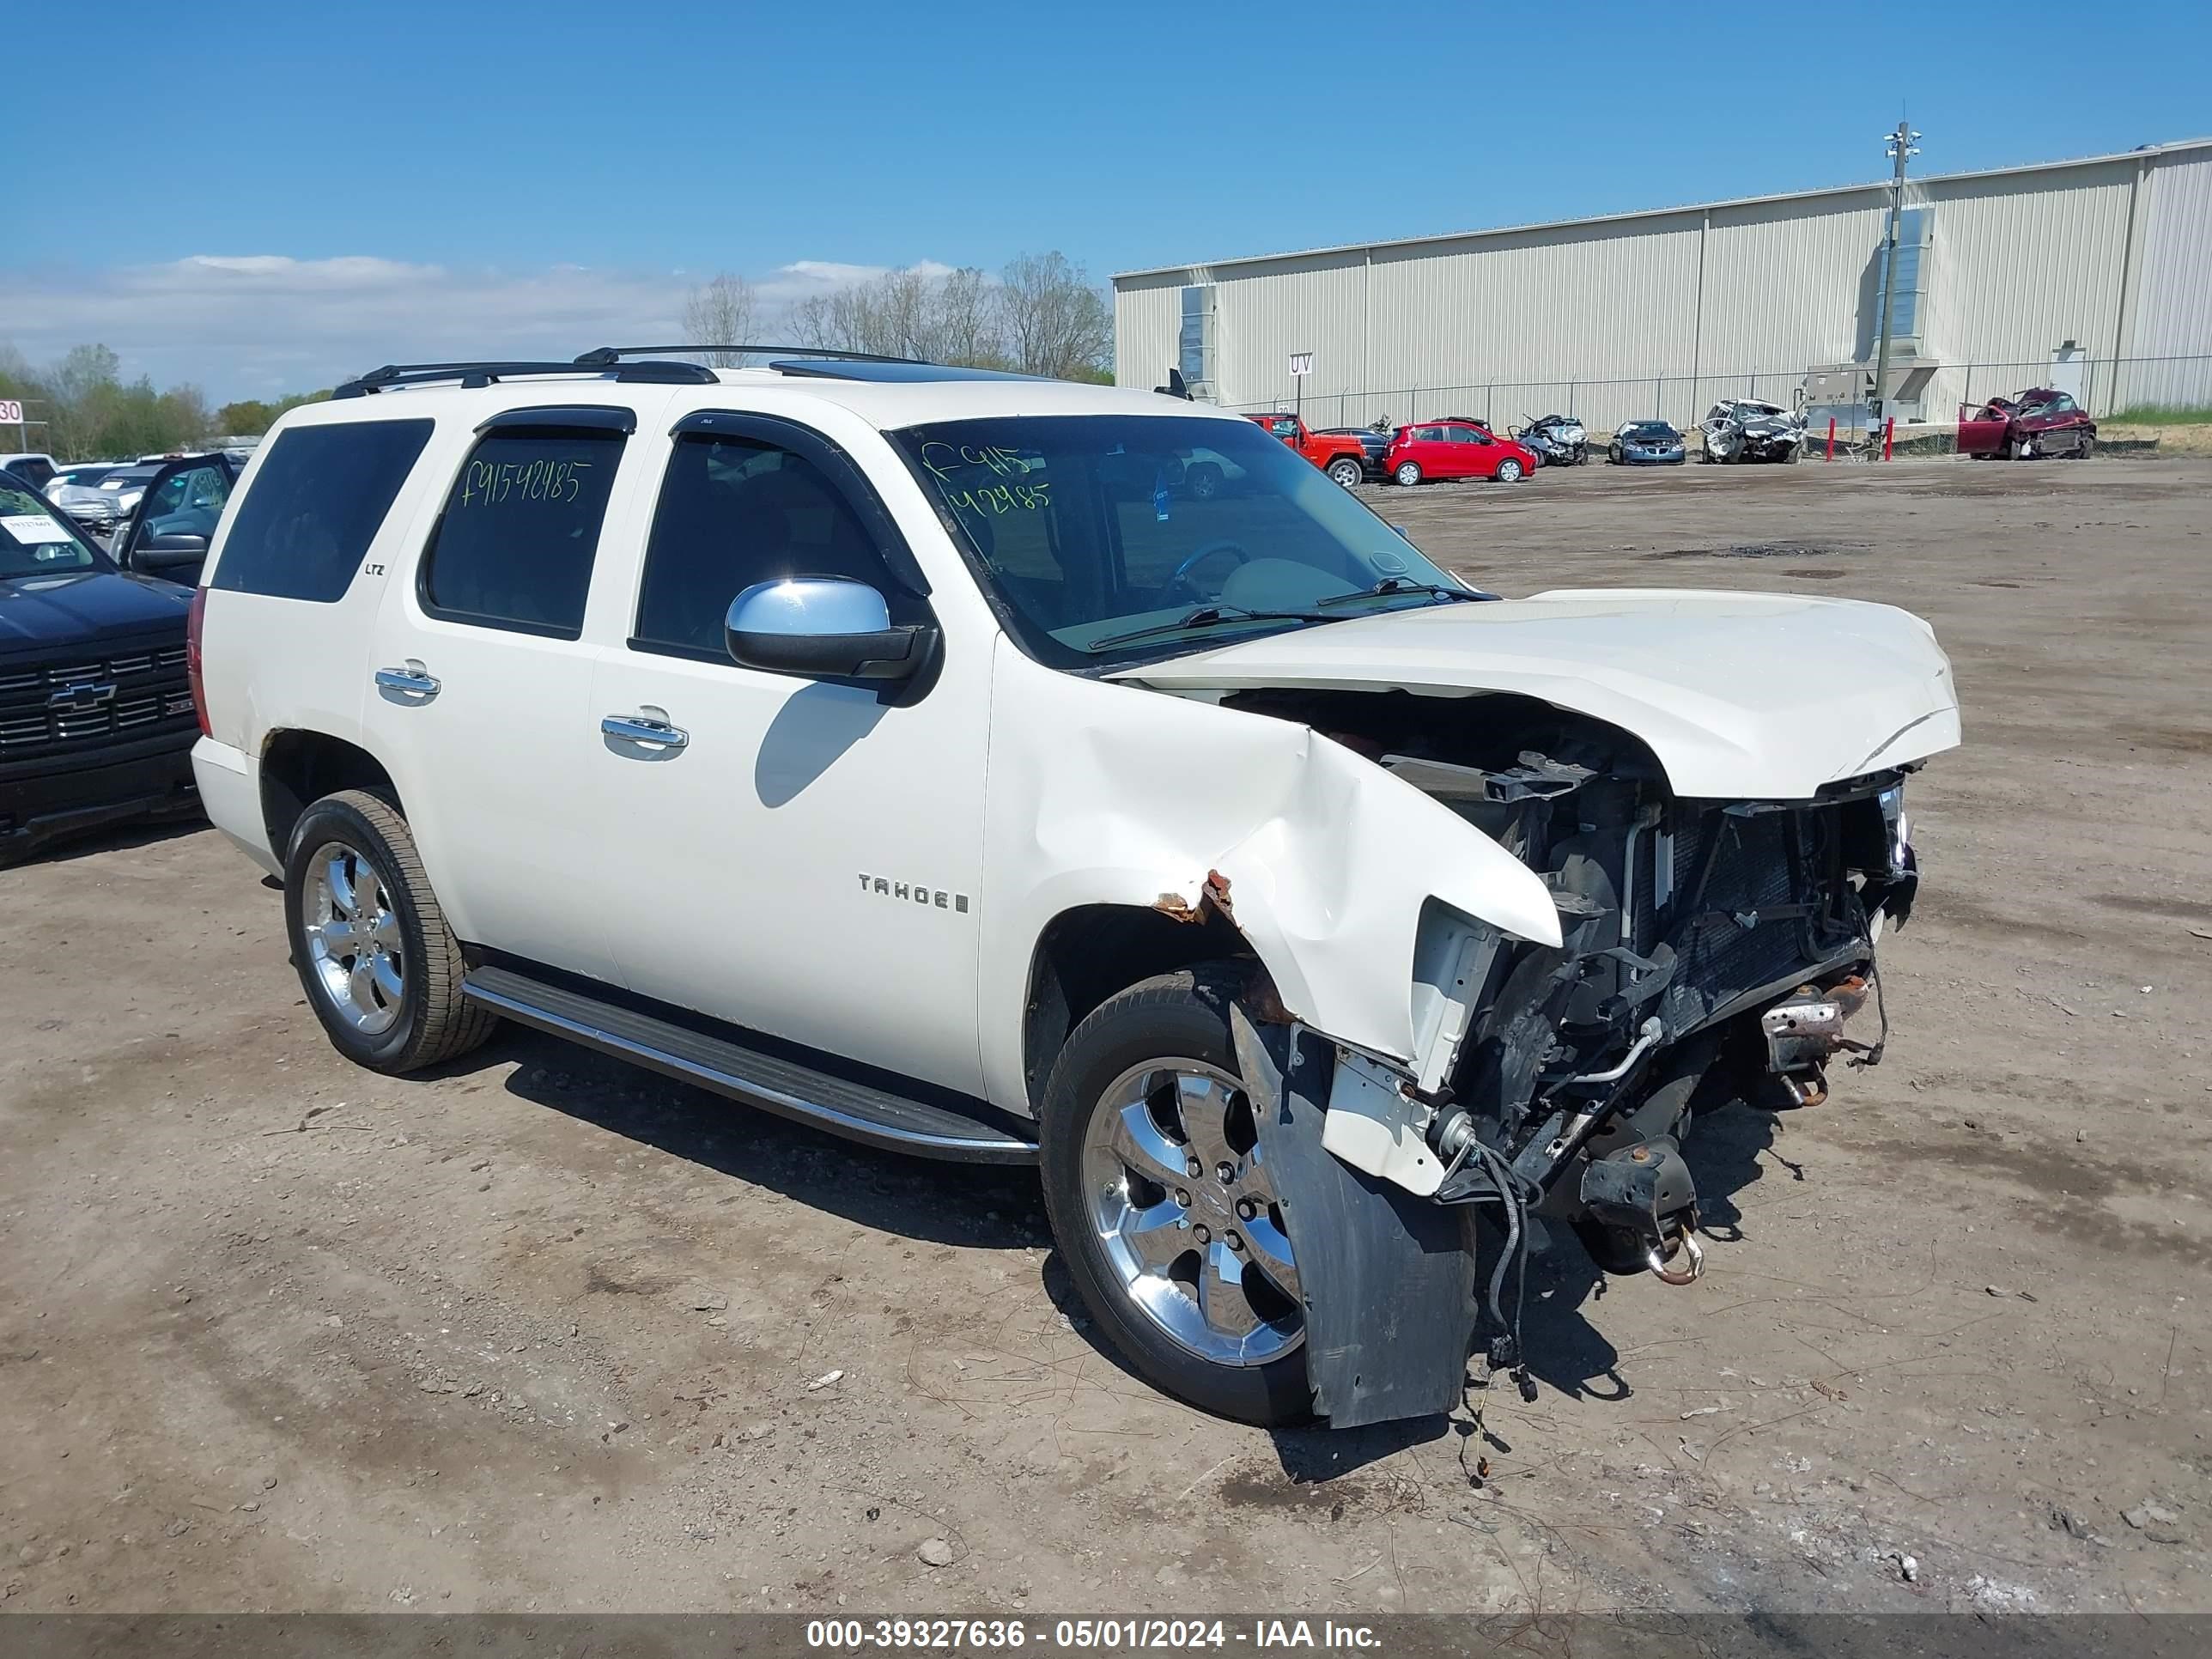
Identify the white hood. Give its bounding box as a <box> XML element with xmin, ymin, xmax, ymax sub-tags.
<box><xmin>1106</xmin><ymin>588</ymin><xmax>1960</xmax><ymax>799</ymax></box>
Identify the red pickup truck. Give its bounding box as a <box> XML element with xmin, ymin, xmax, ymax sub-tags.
<box><xmin>1247</xmin><ymin>412</ymin><xmax>1368</xmax><ymax>489</ymax></box>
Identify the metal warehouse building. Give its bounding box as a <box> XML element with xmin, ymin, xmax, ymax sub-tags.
<box><xmin>1112</xmin><ymin>138</ymin><xmax>2212</xmax><ymax>436</ymax></box>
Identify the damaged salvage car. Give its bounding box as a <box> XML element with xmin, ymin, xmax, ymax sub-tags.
<box><xmin>189</xmin><ymin>349</ymin><xmax>1959</xmax><ymax>1429</ymax></box>
<box><xmin>1699</xmin><ymin>398</ymin><xmax>1809</xmax><ymax>464</ymax></box>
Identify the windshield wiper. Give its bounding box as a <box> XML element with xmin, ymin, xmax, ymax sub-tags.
<box><xmin>1085</xmin><ymin>605</ymin><xmax>1334</xmax><ymax>653</ymax></box>
<box><xmin>1314</xmin><ymin>578</ymin><xmax>1497</xmax><ymax>611</ymax></box>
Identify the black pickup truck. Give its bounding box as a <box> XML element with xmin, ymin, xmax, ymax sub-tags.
<box><xmin>1</xmin><ymin>469</ymin><xmax>204</xmax><ymax>862</ymax></box>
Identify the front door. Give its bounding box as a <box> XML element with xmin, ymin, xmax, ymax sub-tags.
<box><xmin>1449</xmin><ymin>426</ymin><xmax>1498</xmax><ymax>477</ymax></box>
<box><xmin>587</xmin><ymin>413</ymin><xmax>989</xmax><ymax>1098</ymax></box>
<box><xmin>115</xmin><ymin>455</ymin><xmax>236</xmax><ymax>584</ymax></box>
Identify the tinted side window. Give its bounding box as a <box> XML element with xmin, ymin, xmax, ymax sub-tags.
<box><xmin>143</xmin><ymin>463</ymin><xmax>231</xmax><ymax>532</ymax></box>
<box><xmin>634</xmin><ymin>435</ymin><xmax>908</xmax><ymax>658</ymax></box>
<box><xmin>211</xmin><ymin>420</ymin><xmax>432</xmax><ymax>601</ymax></box>
<box><xmin>419</xmin><ymin>431</ymin><xmax>623</xmax><ymax>637</ymax></box>
<box><xmin>15</xmin><ymin>458</ymin><xmax>54</xmax><ymax>489</ymax></box>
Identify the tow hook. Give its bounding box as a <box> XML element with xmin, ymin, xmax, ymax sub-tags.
<box><xmin>1646</xmin><ymin>1224</ymin><xmax>1705</xmax><ymax>1285</ymax></box>
<box><xmin>1761</xmin><ymin>977</ymin><xmax>1870</xmax><ymax>1105</ymax></box>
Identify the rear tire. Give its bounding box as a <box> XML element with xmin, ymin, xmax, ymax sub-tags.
<box><xmin>283</xmin><ymin>789</ymin><xmax>497</xmax><ymax>1074</ymax></box>
<box><xmin>1039</xmin><ymin>966</ymin><xmax>1313</xmax><ymax>1426</ymax></box>
<box><xmin>1326</xmin><ymin>456</ymin><xmax>1363</xmax><ymax>489</ymax></box>
<box><xmin>1393</xmin><ymin>461</ymin><xmax>1422</xmax><ymax>486</ymax></box>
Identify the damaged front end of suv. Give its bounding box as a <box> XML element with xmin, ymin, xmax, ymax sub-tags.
<box><xmin>1088</xmin><ymin>591</ymin><xmax>1954</xmax><ymax>1426</ymax></box>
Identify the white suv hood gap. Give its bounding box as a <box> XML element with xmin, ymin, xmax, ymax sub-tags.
<box><xmin>1106</xmin><ymin>588</ymin><xmax>1960</xmax><ymax>800</ymax></box>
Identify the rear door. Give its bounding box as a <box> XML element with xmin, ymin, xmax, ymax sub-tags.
<box><xmin>1406</xmin><ymin>424</ymin><xmax>1449</xmax><ymax>475</ymax></box>
<box><xmin>359</xmin><ymin>402</ymin><xmax>660</xmax><ymax>982</ymax></box>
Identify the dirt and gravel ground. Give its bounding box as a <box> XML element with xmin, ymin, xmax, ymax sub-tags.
<box><xmin>3</xmin><ymin>455</ymin><xmax>2208</xmax><ymax>1620</ymax></box>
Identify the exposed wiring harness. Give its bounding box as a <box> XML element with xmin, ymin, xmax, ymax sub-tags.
<box><xmin>1467</xmin><ymin>1140</ymin><xmax>1544</xmax><ymax>1404</ymax></box>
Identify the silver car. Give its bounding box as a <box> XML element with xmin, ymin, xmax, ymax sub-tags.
<box><xmin>44</xmin><ymin>464</ymin><xmax>125</xmax><ymax>536</ymax></box>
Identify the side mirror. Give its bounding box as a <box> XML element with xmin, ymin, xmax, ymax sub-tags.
<box><xmin>131</xmin><ymin>532</ymin><xmax>209</xmax><ymax>571</ymax></box>
<box><xmin>1389</xmin><ymin>524</ymin><xmax>1414</xmax><ymax>541</ymax></box>
<box><xmin>724</xmin><ymin>577</ymin><xmax>935</xmax><ymax>682</ymax></box>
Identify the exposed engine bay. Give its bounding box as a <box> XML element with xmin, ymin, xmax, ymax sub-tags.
<box><xmin>1224</xmin><ymin>686</ymin><xmax>1918</xmax><ymax>1331</ymax></box>
<box><xmin>1700</xmin><ymin>398</ymin><xmax>1812</xmax><ymax>464</ymax></box>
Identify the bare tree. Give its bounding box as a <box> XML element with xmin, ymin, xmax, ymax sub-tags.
<box><xmin>682</xmin><ymin>273</ymin><xmax>758</xmax><ymax>366</ymax></box>
<box><xmin>776</xmin><ymin>254</ymin><xmax>1101</xmax><ymax>374</ymax></box>
<box><xmin>927</xmin><ymin>266</ymin><xmax>1006</xmax><ymax>368</ymax></box>
<box><xmin>1000</xmin><ymin>252</ymin><xmax>1112</xmax><ymax>380</ymax></box>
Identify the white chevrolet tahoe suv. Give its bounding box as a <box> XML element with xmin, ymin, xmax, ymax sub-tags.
<box><xmin>190</xmin><ymin>349</ymin><xmax>1959</xmax><ymax>1429</ymax></box>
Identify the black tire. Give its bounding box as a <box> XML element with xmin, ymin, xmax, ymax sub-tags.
<box><xmin>1392</xmin><ymin>460</ymin><xmax>1422</xmax><ymax>487</ymax></box>
<box><xmin>283</xmin><ymin>788</ymin><xmax>497</xmax><ymax>1073</ymax></box>
<box><xmin>1185</xmin><ymin>462</ymin><xmax>1222</xmax><ymax>500</ymax></box>
<box><xmin>1038</xmin><ymin>965</ymin><xmax>1313</xmax><ymax>1426</ymax></box>
<box><xmin>1325</xmin><ymin>456</ymin><xmax>1363</xmax><ymax>489</ymax></box>
<box><xmin>1494</xmin><ymin>458</ymin><xmax>1525</xmax><ymax>483</ymax></box>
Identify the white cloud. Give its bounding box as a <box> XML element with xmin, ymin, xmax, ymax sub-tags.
<box><xmin>0</xmin><ymin>252</ymin><xmax>960</xmax><ymax>403</ymax></box>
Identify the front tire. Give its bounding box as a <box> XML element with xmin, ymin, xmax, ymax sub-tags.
<box><xmin>1039</xmin><ymin>967</ymin><xmax>1311</xmax><ymax>1426</ymax></box>
<box><xmin>1393</xmin><ymin>460</ymin><xmax>1422</xmax><ymax>486</ymax></box>
<box><xmin>1325</xmin><ymin>456</ymin><xmax>1363</xmax><ymax>489</ymax></box>
<box><xmin>283</xmin><ymin>789</ymin><xmax>497</xmax><ymax>1073</ymax></box>
<box><xmin>1185</xmin><ymin>462</ymin><xmax>1223</xmax><ymax>500</ymax></box>
<box><xmin>1495</xmin><ymin>458</ymin><xmax>1525</xmax><ymax>483</ymax></box>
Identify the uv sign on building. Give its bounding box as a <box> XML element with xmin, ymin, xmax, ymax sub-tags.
<box><xmin>1112</xmin><ymin>137</ymin><xmax>2212</xmax><ymax>434</ymax></box>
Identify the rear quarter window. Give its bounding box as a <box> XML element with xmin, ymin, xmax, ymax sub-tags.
<box><xmin>210</xmin><ymin>420</ymin><xmax>434</xmax><ymax>602</ymax></box>
<box><xmin>416</xmin><ymin>430</ymin><xmax>624</xmax><ymax>638</ymax></box>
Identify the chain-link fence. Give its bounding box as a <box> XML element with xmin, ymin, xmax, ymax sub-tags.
<box><xmin>1231</xmin><ymin>354</ymin><xmax>2212</xmax><ymax>439</ymax></box>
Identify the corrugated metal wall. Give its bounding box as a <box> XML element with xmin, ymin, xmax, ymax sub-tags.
<box><xmin>1114</xmin><ymin>143</ymin><xmax>2212</xmax><ymax>429</ymax></box>
<box><xmin>2128</xmin><ymin>147</ymin><xmax>2212</xmax><ymax>409</ymax></box>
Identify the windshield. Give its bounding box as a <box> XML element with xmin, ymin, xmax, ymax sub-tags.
<box><xmin>1625</xmin><ymin>422</ymin><xmax>1675</xmax><ymax>439</ymax></box>
<box><xmin>1</xmin><ymin>483</ymin><xmax>104</xmax><ymax>578</ymax></box>
<box><xmin>890</xmin><ymin>414</ymin><xmax>1466</xmax><ymax>666</ymax></box>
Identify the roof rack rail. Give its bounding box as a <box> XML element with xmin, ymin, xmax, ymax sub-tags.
<box><xmin>331</xmin><ymin>358</ymin><xmax>719</xmax><ymax>399</ymax></box>
<box><xmin>573</xmin><ymin>343</ymin><xmax>930</xmax><ymax>368</ymax></box>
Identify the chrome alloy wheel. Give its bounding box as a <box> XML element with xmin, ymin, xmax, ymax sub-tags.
<box><xmin>1080</xmin><ymin>1060</ymin><xmax>1303</xmax><ymax>1367</ymax></box>
<box><xmin>303</xmin><ymin>841</ymin><xmax>404</xmax><ymax>1035</ymax></box>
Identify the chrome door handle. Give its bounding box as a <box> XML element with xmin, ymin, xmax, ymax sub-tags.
<box><xmin>374</xmin><ymin>661</ymin><xmax>440</xmax><ymax>698</ymax></box>
<box><xmin>601</xmin><ymin>709</ymin><xmax>689</xmax><ymax>750</ymax></box>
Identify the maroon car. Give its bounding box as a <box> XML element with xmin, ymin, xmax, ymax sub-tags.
<box><xmin>1957</xmin><ymin>388</ymin><xmax>2095</xmax><ymax>460</ymax></box>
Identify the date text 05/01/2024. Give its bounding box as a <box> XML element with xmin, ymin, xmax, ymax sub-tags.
<box><xmin>804</xmin><ymin>1619</ymin><xmax>1382</xmax><ymax>1650</ymax></box>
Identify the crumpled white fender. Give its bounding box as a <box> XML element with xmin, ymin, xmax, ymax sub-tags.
<box><xmin>975</xmin><ymin>636</ymin><xmax>1560</xmax><ymax>1114</ymax></box>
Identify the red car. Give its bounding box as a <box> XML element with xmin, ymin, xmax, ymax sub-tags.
<box><xmin>1957</xmin><ymin>388</ymin><xmax>2096</xmax><ymax>460</ymax></box>
<box><xmin>1384</xmin><ymin>418</ymin><xmax>1536</xmax><ymax>486</ymax></box>
<box><xmin>1244</xmin><ymin>412</ymin><xmax>1369</xmax><ymax>489</ymax></box>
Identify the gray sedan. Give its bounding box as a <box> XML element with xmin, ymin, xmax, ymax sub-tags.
<box><xmin>1608</xmin><ymin>420</ymin><xmax>1686</xmax><ymax>465</ymax></box>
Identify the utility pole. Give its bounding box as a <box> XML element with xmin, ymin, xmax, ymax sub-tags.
<box><xmin>1871</xmin><ymin>119</ymin><xmax>1920</xmax><ymax>425</ymax></box>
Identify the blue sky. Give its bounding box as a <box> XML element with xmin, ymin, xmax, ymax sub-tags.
<box><xmin>11</xmin><ymin>2</ymin><xmax>2208</xmax><ymax>401</ymax></box>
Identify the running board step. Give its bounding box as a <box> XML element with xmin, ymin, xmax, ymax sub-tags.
<box><xmin>462</xmin><ymin>965</ymin><xmax>1036</xmax><ymax>1164</ymax></box>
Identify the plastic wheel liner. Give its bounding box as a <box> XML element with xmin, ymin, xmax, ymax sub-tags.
<box><xmin>1231</xmin><ymin>1005</ymin><xmax>1478</xmax><ymax>1428</ymax></box>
